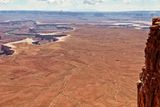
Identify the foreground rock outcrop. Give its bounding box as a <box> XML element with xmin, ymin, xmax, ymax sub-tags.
<box><xmin>0</xmin><ymin>45</ymin><xmax>14</xmax><ymax>55</ymax></box>
<box><xmin>138</xmin><ymin>18</ymin><xmax>160</xmax><ymax>107</ymax></box>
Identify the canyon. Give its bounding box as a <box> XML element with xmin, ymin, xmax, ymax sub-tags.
<box><xmin>0</xmin><ymin>20</ymin><xmax>73</xmax><ymax>55</ymax></box>
<box><xmin>0</xmin><ymin>24</ymin><xmax>147</xmax><ymax>107</ymax></box>
<box><xmin>0</xmin><ymin>11</ymin><xmax>157</xmax><ymax>107</ymax></box>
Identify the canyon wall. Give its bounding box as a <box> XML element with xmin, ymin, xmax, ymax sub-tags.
<box><xmin>138</xmin><ymin>18</ymin><xmax>160</xmax><ymax>107</ymax></box>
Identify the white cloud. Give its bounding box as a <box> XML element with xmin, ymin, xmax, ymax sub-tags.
<box><xmin>45</xmin><ymin>0</ymin><xmax>65</xmax><ymax>4</ymax></box>
<box><xmin>38</xmin><ymin>0</ymin><xmax>66</xmax><ymax>4</ymax></box>
<box><xmin>123</xmin><ymin>0</ymin><xmax>131</xmax><ymax>4</ymax></box>
<box><xmin>0</xmin><ymin>0</ymin><xmax>12</xmax><ymax>4</ymax></box>
<box><xmin>83</xmin><ymin>0</ymin><xmax>103</xmax><ymax>5</ymax></box>
<box><xmin>0</xmin><ymin>0</ymin><xmax>159</xmax><ymax>11</ymax></box>
<box><xmin>38</xmin><ymin>0</ymin><xmax>104</xmax><ymax>5</ymax></box>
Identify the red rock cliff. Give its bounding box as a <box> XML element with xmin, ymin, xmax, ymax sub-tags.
<box><xmin>138</xmin><ymin>18</ymin><xmax>160</xmax><ymax>107</ymax></box>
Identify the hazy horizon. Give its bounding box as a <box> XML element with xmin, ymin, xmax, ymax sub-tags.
<box><xmin>0</xmin><ymin>10</ymin><xmax>160</xmax><ymax>13</ymax></box>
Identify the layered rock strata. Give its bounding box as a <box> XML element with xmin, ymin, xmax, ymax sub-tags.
<box><xmin>138</xmin><ymin>17</ymin><xmax>160</xmax><ymax>107</ymax></box>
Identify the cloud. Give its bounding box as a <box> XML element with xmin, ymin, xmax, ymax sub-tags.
<box><xmin>0</xmin><ymin>0</ymin><xmax>160</xmax><ymax>11</ymax></box>
<box><xmin>123</xmin><ymin>0</ymin><xmax>131</xmax><ymax>4</ymax></box>
<box><xmin>0</xmin><ymin>0</ymin><xmax>12</xmax><ymax>4</ymax></box>
<box><xmin>83</xmin><ymin>0</ymin><xmax>103</xmax><ymax>5</ymax></box>
<box><xmin>38</xmin><ymin>0</ymin><xmax>103</xmax><ymax>5</ymax></box>
<box><xmin>47</xmin><ymin>0</ymin><xmax>65</xmax><ymax>4</ymax></box>
<box><xmin>38</xmin><ymin>0</ymin><xmax>66</xmax><ymax>4</ymax></box>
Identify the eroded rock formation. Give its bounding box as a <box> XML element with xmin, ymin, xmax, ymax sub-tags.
<box><xmin>1</xmin><ymin>45</ymin><xmax>14</xmax><ymax>55</ymax></box>
<box><xmin>138</xmin><ymin>17</ymin><xmax>160</xmax><ymax>107</ymax></box>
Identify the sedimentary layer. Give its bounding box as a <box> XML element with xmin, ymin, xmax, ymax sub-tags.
<box><xmin>138</xmin><ymin>17</ymin><xmax>160</xmax><ymax>107</ymax></box>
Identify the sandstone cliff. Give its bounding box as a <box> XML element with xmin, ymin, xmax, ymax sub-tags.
<box><xmin>138</xmin><ymin>18</ymin><xmax>160</xmax><ymax>107</ymax></box>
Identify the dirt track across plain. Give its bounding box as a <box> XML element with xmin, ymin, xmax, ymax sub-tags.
<box><xmin>0</xmin><ymin>25</ymin><xmax>147</xmax><ymax>107</ymax></box>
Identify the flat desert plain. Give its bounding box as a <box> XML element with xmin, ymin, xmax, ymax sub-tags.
<box><xmin>0</xmin><ymin>25</ymin><xmax>147</xmax><ymax>107</ymax></box>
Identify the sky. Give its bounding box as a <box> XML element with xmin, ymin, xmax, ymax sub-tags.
<box><xmin>0</xmin><ymin>0</ymin><xmax>160</xmax><ymax>11</ymax></box>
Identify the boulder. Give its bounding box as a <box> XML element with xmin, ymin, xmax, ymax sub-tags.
<box><xmin>1</xmin><ymin>45</ymin><xmax>14</xmax><ymax>55</ymax></box>
<box><xmin>32</xmin><ymin>41</ymin><xmax>40</xmax><ymax>45</ymax></box>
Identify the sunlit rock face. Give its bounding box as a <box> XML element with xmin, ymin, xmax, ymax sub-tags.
<box><xmin>138</xmin><ymin>17</ymin><xmax>160</xmax><ymax>107</ymax></box>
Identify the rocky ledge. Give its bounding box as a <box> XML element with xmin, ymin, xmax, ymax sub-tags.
<box><xmin>138</xmin><ymin>17</ymin><xmax>160</xmax><ymax>107</ymax></box>
<box><xmin>0</xmin><ymin>45</ymin><xmax>14</xmax><ymax>55</ymax></box>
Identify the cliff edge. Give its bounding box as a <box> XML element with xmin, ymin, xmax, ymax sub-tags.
<box><xmin>138</xmin><ymin>18</ymin><xmax>160</xmax><ymax>107</ymax></box>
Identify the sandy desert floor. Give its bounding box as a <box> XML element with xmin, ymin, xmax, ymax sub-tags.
<box><xmin>0</xmin><ymin>25</ymin><xmax>148</xmax><ymax>107</ymax></box>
